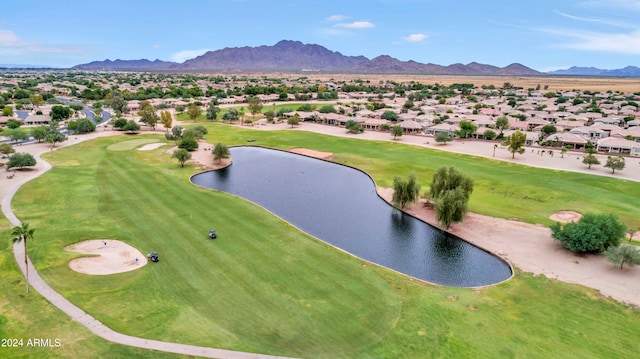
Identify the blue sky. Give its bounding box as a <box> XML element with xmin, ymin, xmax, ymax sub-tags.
<box><xmin>1</xmin><ymin>0</ymin><xmax>640</xmax><ymax>71</ymax></box>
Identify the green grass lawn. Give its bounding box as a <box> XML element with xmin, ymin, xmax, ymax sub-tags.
<box><xmin>0</xmin><ymin>217</ymin><xmax>189</xmax><ymax>359</ymax></box>
<box><xmin>196</xmin><ymin>124</ymin><xmax>639</xmax><ymax>228</ymax></box>
<box><xmin>4</xmin><ymin>128</ymin><xmax>640</xmax><ymax>358</ymax></box>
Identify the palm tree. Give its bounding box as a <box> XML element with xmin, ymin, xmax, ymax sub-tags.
<box><xmin>11</xmin><ymin>223</ymin><xmax>35</xmax><ymax>293</ymax></box>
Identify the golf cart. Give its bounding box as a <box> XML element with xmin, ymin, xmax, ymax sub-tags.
<box><xmin>148</xmin><ymin>251</ymin><xmax>159</xmax><ymax>262</ymax></box>
<box><xmin>209</xmin><ymin>229</ymin><xmax>217</xmax><ymax>239</ymax></box>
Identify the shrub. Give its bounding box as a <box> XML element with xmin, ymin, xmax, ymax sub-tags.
<box><xmin>551</xmin><ymin>213</ymin><xmax>627</xmax><ymax>253</ymax></box>
<box><xmin>179</xmin><ymin>137</ymin><xmax>199</xmax><ymax>151</ymax></box>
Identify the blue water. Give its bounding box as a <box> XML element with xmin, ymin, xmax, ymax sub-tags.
<box><xmin>191</xmin><ymin>146</ymin><xmax>511</xmax><ymax>287</ymax></box>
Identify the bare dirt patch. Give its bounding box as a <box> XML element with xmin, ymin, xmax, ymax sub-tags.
<box><xmin>377</xmin><ymin>187</ymin><xmax>640</xmax><ymax>306</ymax></box>
<box><xmin>167</xmin><ymin>143</ymin><xmax>232</xmax><ymax>170</ymax></box>
<box><xmin>65</xmin><ymin>239</ymin><xmax>147</xmax><ymax>275</ymax></box>
<box><xmin>289</xmin><ymin>148</ymin><xmax>333</xmax><ymax>160</ymax></box>
<box><xmin>549</xmin><ymin>210</ymin><xmax>583</xmax><ymax>223</ymax></box>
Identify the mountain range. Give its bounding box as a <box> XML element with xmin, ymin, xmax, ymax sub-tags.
<box><xmin>547</xmin><ymin>66</ymin><xmax>640</xmax><ymax>77</ymax></box>
<box><xmin>72</xmin><ymin>40</ymin><xmax>639</xmax><ymax>77</ymax></box>
<box><xmin>72</xmin><ymin>40</ymin><xmax>540</xmax><ymax>75</ymax></box>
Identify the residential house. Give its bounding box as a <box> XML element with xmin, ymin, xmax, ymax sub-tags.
<box><xmin>543</xmin><ymin>132</ymin><xmax>588</xmax><ymax>149</ymax></box>
<box><xmin>23</xmin><ymin>114</ymin><xmax>51</xmax><ymax>125</ymax></box>
<box><xmin>570</xmin><ymin>126</ymin><xmax>607</xmax><ymax>140</ymax></box>
<box><xmin>596</xmin><ymin>136</ymin><xmax>640</xmax><ymax>155</ymax></box>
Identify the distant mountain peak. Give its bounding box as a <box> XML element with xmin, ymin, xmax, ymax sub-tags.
<box><xmin>73</xmin><ymin>40</ymin><xmax>541</xmax><ymax>75</ymax></box>
<box><xmin>548</xmin><ymin>66</ymin><xmax>640</xmax><ymax>77</ymax></box>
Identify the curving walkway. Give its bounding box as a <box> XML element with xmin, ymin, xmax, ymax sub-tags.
<box><xmin>2</xmin><ymin>132</ymin><xmax>295</xmax><ymax>359</ymax></box>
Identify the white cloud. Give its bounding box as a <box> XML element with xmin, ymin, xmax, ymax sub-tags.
<box><xmin>325</xmin><ymin>15</ymin><xmax>349</xmax><ymax>22</ymax></box>
<box><xmin>151</xmin><ymin>44</ymin><xmax>162</xmax><ymax>49</ymax></box>
<box><xmin>333</xmin><ymin>21</ymin><xmax>374</xmax><ymax>29</ymax></box>
<box><xmin>544</xmin><ymin>27</ymin><xmax>640</xmax><ymax>54</ymax></box>
<box><xmin>402</xmin><ymin>33</ymin><xmax>428</xmax><ymax>42</ymax></box>
<box><xmin>564</xmin><ymin>30</ymin><xmax>640</xmax><ymax>54</ymax></box>
<box><xmin>581</xmin><ymin>0</ymin><xmax>640</xmax><ymax>12</ymax></box>
<box><xmin>0</xmin><ymin>29</ymin><xmax>88</xmax><ymax>55</ymax></box>
<box><xmin>0</xmin><ymin>30</ymin><xmax>20</xmax><ymax>46</ymax></box>
<box><xmin>170</xmin><ymin>49</ymin><xmax>210</xmax><ymax>63</ymax></box>
<box><xmin>552</xmin><ymin>9</ymin><xmax>635</xmax><ymax>28</ymax></box>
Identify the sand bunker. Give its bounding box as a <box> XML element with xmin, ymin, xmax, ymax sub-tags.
<box><xmin>66</xmin><ymin>240</ymin><xmax>148</xmax><ymax>275</ymax></box>
<box><xmin>138</xmin><ymin>142</ymin><xmax>164</xmax><ymax>151</ymax></box>
<box><xmin>549</xmin><ymin>210</ymin><xmax>583</xmax><ymax>223</ymax></box>
<box><xmin>290</xmin><ymin>148</ymin><xmax>333</xmax><ymax>159</ymax></box>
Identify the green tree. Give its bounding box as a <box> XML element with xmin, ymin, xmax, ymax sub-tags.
<box><xmin>122</xmin><ymin>120</ymin><xmax>140</xmax><ymax>133</ymax></box>
<box><xmin>188</xmin><ymin>125</ymin><xmax>208</xmax><ymax>139</ymax></box>
<box><xmin>50</xmin><ymin>105</ymin><xmax>72</xmax><ymax>121</ymax></box>
<box><xmin>44</xmin><ymin>122</ymin><xmax>66</xmax><ymax>149</ymax></box>
<box><xmin>2</xmin><ymin>105</ymin><xmax>13</xmax><ymax>116</ymax></box>
<box><xmin>392</xmin><ymin>172</ymin><xmax>421</xmax><ymax>208</ymax></box>
<box><xmin>138</xmin><ymin>102</ymin><xmax>159</xmax><ymax>130</ymax></box>
<box><xmin>222</xmin><ymin>108</ymin><xmax>239</xmax><ymax>122</ymax></box>
<box><xmin>171</xmin><ymin>125</ymin><xmax>183</xmax><ymax>143</ymax></box>
<box><xmin>75</xmin><ymin>118</ymin><xmax>96</xmax><ymax>133</ymax></box>
<box><xmin>264</xmin><ymin>110</ymin><xmax>275</xmax><ymax>122</ymax></box>
<box><xmin>403</xmin><ymin>99</ymin><xmax>414</xmax><ymax>110</ymax></box>
<box><xmin>112</xmin><ymin>118</ymin><xmax>127</xmax><ymax>129</ymax></box>
<box><xmin>11</xmin><ymin>223</ymin><xmax>35</xmax><ymax>293</ymax></box>
<box><xmin>435</xmin><ymin>187</ymin><xmax>470</xmax><ymax>230</ymax></box>
<box><xmin>6</xmin><ymin>119</ymin><xmax>22</xmax><ymax>129</ymax></box>
<box><xmin>319</xmin><ymin>105</ymin><xmax>336</xmax><ymax>113</ymax></box>
<box><xmin>551</xmin><ymin>213</ymin><xmax>627</xmax><ymax>253</ymax></box>
<box><xmin>483</xmin><ymin>129</ymin><xmax>497</xmax><ymax>140</ymax></box>
<box><xmin>541</xmin><ymin>124</ymin><xmax>557</xmax><ymax>136</ymax></box>
<box><xmin>93</xmin><ymin>102</ymin><xmax>102</xmax><ymax>116</ymax></box>
<box><xmin>213</xmin><ymin>143</ymin><xmax>230</xmax><ymax>164</ymax></box>
<box><xmin>287</xmin><ymin>114</ymin><xmax>300</xmax><ymax>128</ymax></box>
<box><xmin>560</xmin><ymin>147</ymin><xmax>567</xmax><ymax>158</ymax></box>
<box><xmin>430</xmin><ymin>167</ymin><xmax>474</xmax><ymax>229</ymax></box>
<box><xmin>67</xmin><ymin>120</ymin><xmax>78</xmax><ymax>133</ymax></box>
<box><xmin>0</xmin><ymin>143</ymin><xmax>16</xmax><ymax>157</ymax></box>
<box><xmin>345</xmin><ymin>120</ymin><xmax>364</xmax><ymax>134</ymax></box>
<box><xmin>187</xmin><ymin>103</ymin><xmax>202</xmax><ymax>122</ymax></box>
<box><xmin>172</xmin><ymin>148</ymin><xmax>192</xmax><ymax>167</ymax></box>
<box><xmin>435</xmin><ymin>131</ymin><xmax>453</xmax><ymax>144</ymax></box>
<box><xmin>4</xmin><ymin>128</ymin><xmax>29</xmax><ymax>143</ymax></box>
<box><xmin>606</xmin><ymin>244</ymin><xmax>640</xmax><ymax>269</ymax></box>
<box><xmin>179</xmin><ymin>131</ymin><xmax>198</xmax><ymax>151</ymax></box>
<box><xmin>495</xmin><ymin>116</ymin><xmax>509</xmax><ymax>135</ymax></box>
<box><xmin>109</xmin><ymin>96</ymin><xmax>129</xmax><ymax>116</ymax></box>
<box><xmin>502</xmin><ymin>130</ymin><xmax>527</xmax><ymax>159</ymax></box>
<box><xmin>7</xmin><ymin>152</ymin><xmax>36</xmax><ymax>169</ymax></box>
<box><xmin>206</xmin><ymin>101</ymin><xmax>221</xmax><ymax>120</ymax></box>
<box><xmin>583</xmin><ymin>154</ymin><xmax>600</xmax><ymax>169</ymax></box>
<box><xmin>604</xmin><ymin>156</ymin><xmax>625</xmax><ymax>174</ymax></box>
<box><xmin>29</xmin><ymin>94</ymin><xmax>44</xmax><ymax>108</ymax></box>
<box><xmin>381</xmin><ymin>110</ymin><xmax>399</xmax><ymax>121</ymax></box>
<box><xmin>247</xmin><ymin>96</ymin><xmax>263</xmax><ymax>117</ymax></box>
<box><xmin>161</xmin><ymin>111</ymin><xmax>173</xmax><ymax>131</ymax></box>
<box><xmin>391</xmin><ymin>124</ymin><xmax>403</xmax><ymax>139</ymax></box>
<box><xmin>455</xmin><ymin>120</ymin><xmax>477</xmax><ymax>139</ymax></box>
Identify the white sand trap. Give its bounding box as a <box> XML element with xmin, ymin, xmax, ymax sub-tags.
<box><xmin>290</xmin><ymin>148</ymin><xmax>333</xmax><ymax>159</ymax></box>
<box><xmin>138</xmin><ymin>142</ymin><xmax>164</xmax><ymax>151</ymax></box>
<box><xmin>66</xmin><ymin>240</ymin><xmax>147</xmax><ymax>275</ymax></box>
<box><xmin>549</xmin><ymin>210</ymin><xmax>583</xmax><ymax>223</ymax></box>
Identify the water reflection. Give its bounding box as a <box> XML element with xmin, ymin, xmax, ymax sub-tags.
<box><xmin>191</xmin><ymin>146</ymin><xmax>511</xmax><ymax>287</ymax></box>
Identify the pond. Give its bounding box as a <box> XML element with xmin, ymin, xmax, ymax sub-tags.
<box><xmin>191</xmin><ymin>147</ymin><xmax>512</xmax><ymax>287</ymax></box>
